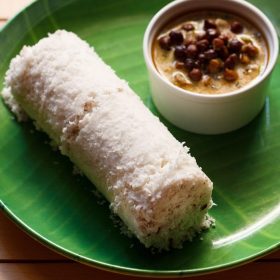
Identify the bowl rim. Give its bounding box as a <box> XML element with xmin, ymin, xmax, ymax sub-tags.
<box><xmin>143</xmin><ymin>0</ymin><xmax>279</xmax><ymax>100</ymax></box>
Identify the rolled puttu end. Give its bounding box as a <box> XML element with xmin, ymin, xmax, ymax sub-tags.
<box><xmin>2</xmin><ymin>30</ymin><xmax>213</xmax><ymax>250</ymax></box>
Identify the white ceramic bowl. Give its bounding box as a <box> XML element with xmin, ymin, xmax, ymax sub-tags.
<box><xmin>143</xmin><ymin>0</ymin><xmax>279</xmax><ymax>134</ymax></box>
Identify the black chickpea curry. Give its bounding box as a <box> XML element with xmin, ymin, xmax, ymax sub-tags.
<box><xmin>153</xmin><ymin>12</ymin><xmax>268</xmax><ymax>94</ymax></box>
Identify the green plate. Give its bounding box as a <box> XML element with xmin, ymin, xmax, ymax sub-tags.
<box><xmin>0</xmin><ymin>0</ymin><xmax>280</xmax><ymax>277</ymax></box>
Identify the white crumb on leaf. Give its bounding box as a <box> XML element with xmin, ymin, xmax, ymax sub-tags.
<box><xmin>1</xmin><ymin>87</ymin><xmax>28</xmax><ymax>121</ymax></box>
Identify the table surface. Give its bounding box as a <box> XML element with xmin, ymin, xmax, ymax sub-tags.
<box><xmin>0</xmin><ymin>1</ymin><xmax>280</xmax><ymax>279</ymax></box>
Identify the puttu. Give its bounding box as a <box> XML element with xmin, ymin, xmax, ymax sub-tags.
<box><xmin>2</xmin><ymin>30</ymin><xmax>213</xmax><ymax>250</ymax></box>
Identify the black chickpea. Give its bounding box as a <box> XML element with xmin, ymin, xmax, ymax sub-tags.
<box><xmin>197</xmin><ymin>39</ymin><xmax>209</xmax><ymax>52</ymax></box>
<box><xmin>204</xmin><ymin>49</ymin><xmax>217</xmax><ymax>60</ymax></box>
<box><xmin>218</xmin><ymin>46</ymin><xmax>229</xmax><ymax>60</ymax></box>
<box><xmin>228</xmin><ymin>39</ymin><xmax>243</xmax><ymax>53</ymax></box>
<box><xmin>189</xmin><ymin>68</ymin><xmax>203</xmax><ymax>81</ymax></box>
<box><xmin>208</xmin><ymin>59</ymin><xmax>223</xmax><ymax>74</ymax></box>
<box><xmin>174</xmin><ymin>45</ymin><xmax>187</xmax><ymax>61</ymax></box>
<box><xmin>224</xmin><ymin>53</ymin><xmax>238</xmax><ymax>69</ymax></box>
<box><xmin>184</xmin><ymin>58</ymin><xmax>195</xmax><ymax>71</ymax></box>
<box><xmin>242</xmin><ymin>43</ymin><xmax>259</xmax><ymax>58</ymax></box>
<box><xmin>231</xmin><ymin>21</ymin><xmax>244</xmax><ymax>34</ymax></box>
<box><xmin>169</xmin><ymin>30</ymin><xmax>184</xmax><ymax>45</ymax></box>
<box><xmin>206</xmin><ymin>28</ymin><xmax>220</xmax><ymax>41</ymax></box>
<box><xmin>158</xmin><ymin>36</ymin><xmax>171</xmax><ymax>50</ymax></box>
<box><xmin>224</xmin><ymin>68</ymin><xmax>238</xmax><ymax>82</ymax></box>
<box><xmin>198</xmin><ymin>53</ymin><xmax>207</xmax><ymax>64</ymax></box>
<box><xmin>186</xmin><ymin>44</ymin><xmax>198</xmax><ymax>58</ymax></box>
<box><xmin>212</xmin><ymin>38</ymin><xmax>224</xmax><ymax>50</ymax></box>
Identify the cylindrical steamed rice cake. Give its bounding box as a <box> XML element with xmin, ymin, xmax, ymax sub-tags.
<box><xmin>2</xmin><ymin>30</ymin><xmax>213</xmax><ymax>250</ymax></box>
